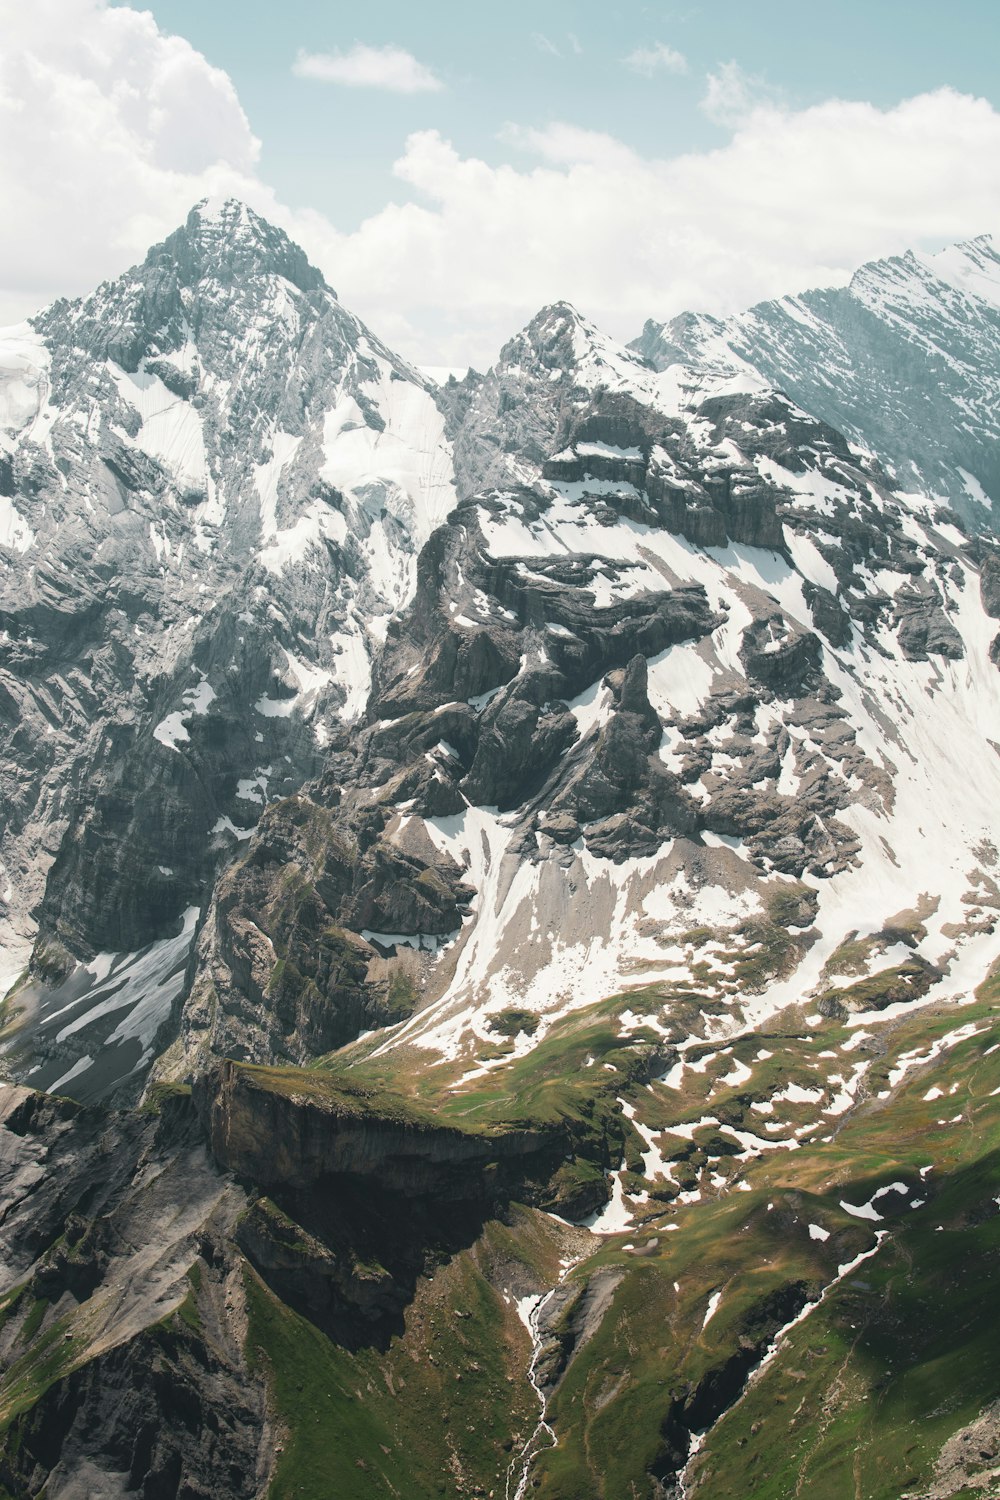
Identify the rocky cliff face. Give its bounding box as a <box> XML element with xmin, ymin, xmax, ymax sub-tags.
<box><xmin>0</xmin><ymin>1083</ymin><xmax>270</xmax><ymax>1499</ymax></box>
<box><xmin>0</xmin><ymin>198</ymin><xmax>456</xmax><ymax>1100</ymax></box>
<box><xmin>633</xmin><ymin>235</ymin><xmax>1000</xmax><ymax>528</ymax></box>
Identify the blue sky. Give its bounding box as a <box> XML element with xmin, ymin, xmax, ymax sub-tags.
<box><xmin>5</xmin><ymin>2</ymin><xmax>1000</xmax><ymax>364</ymax></box>
<box><xmin>118</xmin><ymin>0</ymin><xmax>1000</xmax><ymax>232</ymax></box>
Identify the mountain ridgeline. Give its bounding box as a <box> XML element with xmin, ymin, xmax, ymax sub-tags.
<box><xmin>2</xmin><ymin>204</ymin><xmax>1000</xmax><ymax>1499</ymax></box>
<box><xmin>633</xmin><ymin>235</ymin><xmax>1000</xmax><ymax>527</ymax></box>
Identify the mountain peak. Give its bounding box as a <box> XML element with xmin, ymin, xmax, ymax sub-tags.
<box><xmin>916</xmin><ymin>232</ymin><xmax>1000</xmax><ymax>312</ymax></box>
<box><xmin>146</xmin><ymin>197</ymin><xmax>331</xmax><ymax>298</ymax></box>
<box><xmin>633</xmin><ymin>229</ymin><xmax>1000</xmax><ymax>522</ymax></box>
<box><xmin>844</xmin><ymin>232</ymin><xmax>1000</xmax><ymax>313</ymax></box>
<box><xmin>499</xmin><ymin>299</ymin><xmax>650</xmax><ymax>385</ymax></box>
<box><xmin>190</xmin><ymin>195</ymin><xmax>253</xmax><ymax>227</ymax></box>
<box><xmin>513</xmin><ymin>299</ymin><xmax>589</xmax><ymax>352</ymax></box>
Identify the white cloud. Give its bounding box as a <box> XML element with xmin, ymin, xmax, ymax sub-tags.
<box><xmin>499</xmin><ymin>122</ymin><xmax>636</xmax><ymax>170</ymax></box>
<box><xmin>292</xmin><ymin>43</ymin><xmax>442</xmax><ymax>94</ymax></box>
<box><xmin>304</xmin><ymin>89</ymin><xmax>1000</xmax><ymax>365</ymax></box>
<box><xmin>623</xmin><ymin>43</ymin><xmax>688</xmax><ymax>77</ymax></box>
<box><xmin>3</xmin><ymin>4</ymin><xmax>1000</xmax><ymax>378</ymax></box>
<box><xmin>532</xmin><ymin>32</ymin><xmax>584</xmax><ymax>58</ymax></box>
<box><xmin>0</xmin><ymin>0</ymin><xmax>275</xmax><ymax>320</ymax></box>
<box><xmin>701</xmin><ymin>60</ymin><xmax>779</xmax><ymax>125</ymax></box>
<box><xmin>531</xmin><ymin>33</ymin><xmax>562</xmax><ymax>58</ymax></box>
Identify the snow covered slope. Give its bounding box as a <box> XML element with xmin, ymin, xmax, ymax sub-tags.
<box><xmin>634</xmin><ymin>235</ymin><xmax>1000</xmax><ymax>527</ymax></box>
<box><xmin>160</xmin><ymin>298</ymin><xmax>1000</xmax><ymax>1123</ymax></box>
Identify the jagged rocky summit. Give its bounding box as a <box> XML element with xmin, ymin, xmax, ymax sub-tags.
<box><xmin>2</xmin><ymin>204</ymin><xmax>1000</xmax><ymax>1499</ymax></box>
<box><xmin>0</xmin><ymin>197</ymin><xmax>456</xmax><ymax>1098</ymax></box>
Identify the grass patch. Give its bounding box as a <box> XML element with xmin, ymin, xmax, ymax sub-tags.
<box><xmin>140</xmin><ymin>1079</ymin><xmax>192</xmax><ymax>1115</ymax></box>
<box><xmin>488</xmin><ymin>1008</ymin><xmax>540</xmax><ymax>1038</ymax></box>
<box><xmin>519</xmin><ymin>977</ymin><xmax>1000</xmax><ymax>1497</ymax></box>
<box><xmin>244</xmin><ymin>1264</ymin><xmax>410</xmax><ymax>1500</ymax></box>
<box><xmin>0</xmin><ymin>1314</ymin><xmax>86</xmax><ymax>1429</ymax></box>
<box><xmin>19</xmin><ymin>1298</ymin><xmax>48</xmax><ymax>1345</ymax></box>
<box><xmin>243</xmin><ymin>1213</ymin><xmax>547</xmax><ymax>1499</ymax></box>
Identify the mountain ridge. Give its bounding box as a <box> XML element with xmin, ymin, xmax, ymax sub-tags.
<box><xmin>633</xmin><ymin>232</ymin><xmax>1000</xmax><ymax>526</ymax></box>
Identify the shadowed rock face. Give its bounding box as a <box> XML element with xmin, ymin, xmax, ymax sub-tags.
<box><xmin>739</xmin><ymin>613</ymin><xmax>824</xmax><ymax>696</ymax></box>
<box><xmin>0</xmin><ymin>1038</ymin><xmax>619</xmax><ymax>1484</ymax></box>
<box><xmin>0</xmin><ymin>1084</ymin><xmax>273</xmax><ymax>1498</ymax></box>
<box><xmin>649</xmin><ymin>1279</ymin><xmax>821</xmax><ymax>1489</ymax></box>
<box><xmin>0</xmin><ymin>1300</ymin><xmax>271</xmax><ymax>1500</ymax></box>
<box><xmin>197</xmin><ymin>1060</ymin><xmax>559</xmax><ymax>1201</ymax></box>
<box><xmin>192</xmin><ymin>1058</ymin><xmax>626</xmax><ymax>1352</ymax></box>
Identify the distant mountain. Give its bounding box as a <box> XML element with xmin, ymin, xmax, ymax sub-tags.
<box><xmin>3</xmin><ymin>208</ymin><xmax>1000</xmax><ymax>1500</ymax></box>
<box><xmin>633</xmin><ymin>235</ymin><xmax>1000</xmax><ymax>527</ymax></box>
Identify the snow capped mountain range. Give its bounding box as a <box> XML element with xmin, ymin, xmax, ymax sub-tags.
<box><xmin>2</xmin><ymin>203</ymin><xmax>1000</xmax><ymax>1111</ymax></box>
<box><xmin>3</xmin><ymin>200</ymin><xmax>1000</xmax><ymax>1500</ymax></box>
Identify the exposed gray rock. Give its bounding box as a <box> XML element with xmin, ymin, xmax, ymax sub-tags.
<box><xmin>739</xmin><ymin>612</ymin><xmax>824</xmax><ymax>696</ymax></box>
<box><xmin>0</xmin><ymin>1083</ymin><xmax>265</xmax><ymax>1499</ymax></box>
<box><xmin>894</xmin><ymin>581</ymin><xmax>965</xmax><ymax>660</ymax></box>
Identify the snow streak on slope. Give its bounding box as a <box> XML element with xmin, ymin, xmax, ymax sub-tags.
<box><xmin>109</xmin><ymin>364</ymin><xmax>209</xmax><ymax>495</ymax></box>
<box><xmin>3</xmin><ymin>909</ymin><xmax>199</xmax><ymax>1103</ymax></box>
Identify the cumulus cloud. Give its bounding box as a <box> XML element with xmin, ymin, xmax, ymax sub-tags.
<box><xmin>701</xmin><ymin>60</ymin><xmax>779</xmax><ymax>125</ymax></box>
<box><xmin>623</xmin><ymin>43</ymin><xmax>688</xmax><ymax>77</ymax></box>
<box><xmin>499</xmin><ymin>122</ymin><xmax>637</xmax><ymax>170</ymax></box>
<box><xmin>292</xmin><ymin>44</ymin><xmax>442</xmax><ymax>94</ymax></box>
<box><xmin>306</xmin><ymin>89</ymin><xmax>1000</xmax><ymax>364</ymax></box>
<box><xmin>0</xmin><ymin>0</ymin><xmax>277</xmax><ymax>320</ymax></box>
<box><xmin>3</xmin><ymin>4</ymin><xmax>1000</xmax><ymax>375</ymax></box>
